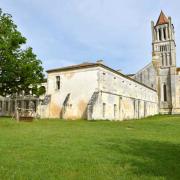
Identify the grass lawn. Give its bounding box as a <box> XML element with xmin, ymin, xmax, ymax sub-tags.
<box><xmin>0</xmin><ymin>116</ymin><xmax>180</xmax><ymax>180</ymax></box>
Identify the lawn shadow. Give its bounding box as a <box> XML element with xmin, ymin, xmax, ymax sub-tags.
<box><xmin>103</xmin><ymin>138</ymin><xmax>180</xmax><ymax>179</ymax></box>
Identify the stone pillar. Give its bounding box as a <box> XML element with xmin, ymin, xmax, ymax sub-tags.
<box><xmin>8</xmin><ymin>99</ymin><xmax>10</xmax><ymax>114</ymax></box>
<box><xmin>151</xmin><ymin>21</ymin><xmax>155</xmax><ymax>42</ymax></box>
<box><xmin>167</xmin><ymin>53</ymin><xmax>172</xmax><ymax>66</ymax></box>
<box><xmin>15</xmin><ymin>99</ymin><xmax>17</xmax><ymax>112</ymax></box>
<box><xmin>22</xmin><ymin>100</ymin><xmax>25</xmax><ymax>109</ymax></box>
<box><xmin>165</xmin><ymin>53</ymin><xmax>168</xmax><ymax>66</ymax></box>
<box><xmin>165</xmin><ymin>26</ymin><xmax>168</xmax><ymax>40</ymax></box>
<box><xmin>2</xmin><ymin>100</ymin><xmax>5</xmax><ymax>115</ymax></box>
<box><xmin>168</xmin><ymin>17</ymin><xmax>172</xmax><ymax>40</ymax></box>
<box><xmin>118</xmin><ymin>96</ymin><xmax>122</xmax><ymax>120</ymax></box>
<box><xmin>157</xmin><ymin>28</ymin><xmax>159</xmax><ymax>41</ymax></box>
<box><xmin>161</xmin><ymin>54</ymin><xmax>164</xmax><ymax>66</ymax></box>
<box><xmin>161</xmin><ymin>28</ymin><xmax>164</xmax><ymax>41</ymax></box>
<box><xmin>170</xmin><ymin>67</ymin><xmax>177</xmax><ymax>113</ymax></box>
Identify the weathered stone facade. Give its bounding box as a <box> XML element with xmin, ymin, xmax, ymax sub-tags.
<box><xmin>1</xmin><ymin>11</ymin><xmax>179</xmax><ymax>120</ymax></box>
<box><xmin>40</xmin><ymin>63</ymin><xmax>158</xmax><ymax>120</ymax></box>
<box><xmin>133</xmin><ymin>11</ymin><xmax>180</xmax><ymax>114</ymax></box>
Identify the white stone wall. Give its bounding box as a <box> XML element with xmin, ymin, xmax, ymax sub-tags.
<box><xmin>42</xmin><ymin>65</ymin><xmax>158</xmax><ymax>120</ymax></box>
<box><xmin>171</xmin><ymin>73</ymin><xmax>180</xmax><ymax>114</ymax></box>
<box><xmin>90</xmin><ymin>67</ymin><xmax>158</xmax><ymax>120</ymax></box>
<box><xmin>42</xmin><ymin>67</ymin><xmax>99</xmax><ymax>119</ymax></box>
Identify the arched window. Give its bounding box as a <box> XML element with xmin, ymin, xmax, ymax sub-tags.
<box><xmin>159</xmin><ymin>29</ymin><xmax>162</xmax><ymax>41</ymax></box>
<box><xmin>163</xmin><ymin>84</ymin><xmax>167</xmax><ymax>102</ymax></box>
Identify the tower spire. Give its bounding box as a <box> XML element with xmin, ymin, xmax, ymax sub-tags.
<box><xmin>156</xmin><ymin>11</ymin><xmax>169</xmax><ymax>26</ymax></box>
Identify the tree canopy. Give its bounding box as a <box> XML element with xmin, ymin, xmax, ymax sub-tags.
<box><xmin>0</xmin><ymin>9</ymin><xmax>45</xmax><ymax>97</ymax></box>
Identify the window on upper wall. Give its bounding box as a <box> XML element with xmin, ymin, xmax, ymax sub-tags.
<box><xmin>56</xmin><ymin>76</ymin><xmax>60</xmax><ymax>90</ymax></box>
<box><xmin>159</xmin><ymin>29</ymin><xmax>162</xmax><ymax>41</ymax></box>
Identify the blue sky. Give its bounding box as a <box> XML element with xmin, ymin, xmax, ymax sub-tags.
<box><xmin>0</xmin><ymin>0</ymin><xmax>180</xmax><ymax>74</ymax></box>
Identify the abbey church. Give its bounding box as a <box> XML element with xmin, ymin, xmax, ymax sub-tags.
<box><xmin>133</xmin><ymin>11</ymin><xmax>179</xmax><ymax>114</ymax></box>
<box><xmin>1</xmin><ymin>11</ymin><xmax>180</xmax><ymax>120</ymax></box>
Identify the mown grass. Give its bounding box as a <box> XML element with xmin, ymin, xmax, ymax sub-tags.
<box><xmin>0</xmin><ymin>115</ymin><xmax>180</xmax><ymax>180</ymax></box>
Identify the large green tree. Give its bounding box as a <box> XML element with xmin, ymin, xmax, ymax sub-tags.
<box><xmin>0</xmin><ymin>9</ymin><xmax>45</xmax><ymax>97</ymax></box>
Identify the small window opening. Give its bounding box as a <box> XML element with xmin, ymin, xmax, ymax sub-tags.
<box><xmin>159</xmin><ymin>29</ymin><xmax>162</xmax><ymax>41</ymax></box>
<box><xmin>163</xmin><ymin>84</ymin><xmax>167</xmax><ymax>102</ymax></box>
<box><xmin>56</xmin><ymin>76</ymin><xmax>60</xmax><ymax>90</ymax></box>
<box><xmin>103</xmin><ymin>103</ymin><xmax>106</xmax><ymax>118</ymax></box>
<box><xmin>114</xmin><ymin>104</ymin><xmax>117</xmax><ymax>118</ymax></box>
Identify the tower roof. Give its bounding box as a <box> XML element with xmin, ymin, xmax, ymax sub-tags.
<box><xmin>156</xmin><ymin>11</ymin><xmax>169</xmax><ymax>26</ymax></box>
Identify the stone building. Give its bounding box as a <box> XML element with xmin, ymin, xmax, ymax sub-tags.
<box><xmin>133</xmin><ymin>11</ymin><xmax>180</xmax><ymax>114</ymax></box>
<box><xmin>40</xmin><ymin>62</ymin><xmax>158</xmax><ymax>120</ymax></box>
<box><xmin>0</xmin><ymin>11</ymin><xmax>179</xmax><ymax>120</ymax></box>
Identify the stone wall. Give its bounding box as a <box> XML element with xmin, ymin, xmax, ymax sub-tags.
<box><xmin>43</xmin><ymin>65</ymin><xmax>158</xmax><ymax>120</ymax></box>
<box><xmin>133</xmin><ymin>63</ymin><xmax>157</xmax><ymax>90</ymax></box>
<box><xmin>43</xmin><ymin>67</ymin><xmax>99</xmax><ymax>119</ymax></box>
<box><xmin>89</xmin><ymin>67</ymin><xmax>158</xmax><ymax>120</ymax></box>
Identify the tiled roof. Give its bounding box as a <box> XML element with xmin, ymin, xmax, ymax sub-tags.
<box><xmin>156</xmin><ymin>11</ymin><xmax>169</xmax><ymax>26</ymax></box>
<box><xmin>46</xmin><ymin>62</ymin><xmax>96</xmax><ymax>73</ymax></box>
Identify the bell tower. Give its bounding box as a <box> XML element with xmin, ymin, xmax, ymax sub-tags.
<box><xmin>152</xmin><ymin>11</ymin><xmax>176</xmax><ymax>67</ymax></box>
<box><xmin>151</xmin><ymin>11</ymin><xmax>177</xmax><ymax>114</ymax></box>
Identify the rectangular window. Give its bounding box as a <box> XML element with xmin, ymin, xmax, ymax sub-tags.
<box><xmin>103</xmin><ymin>103</ymin><xmax>106</xmax><ymax>118</ymax></box>
<box><xmin>159</xmin><ymin>29</ymin><xmax>162</xmax><ymax>41</ymax></box>
<box><xmin>114</xmin><ymin>104</ymin><xmax>117</xmax><ymax>118</ymax></box>
<box><xmin>163</xmin><ymin>84</ymin><xmax>167</xmax><ymax>102</ymax></box>
<box><xmin>56</xmin><ymin>76</ymin><xmax>60</xmax><ymax>90</ymax></box>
